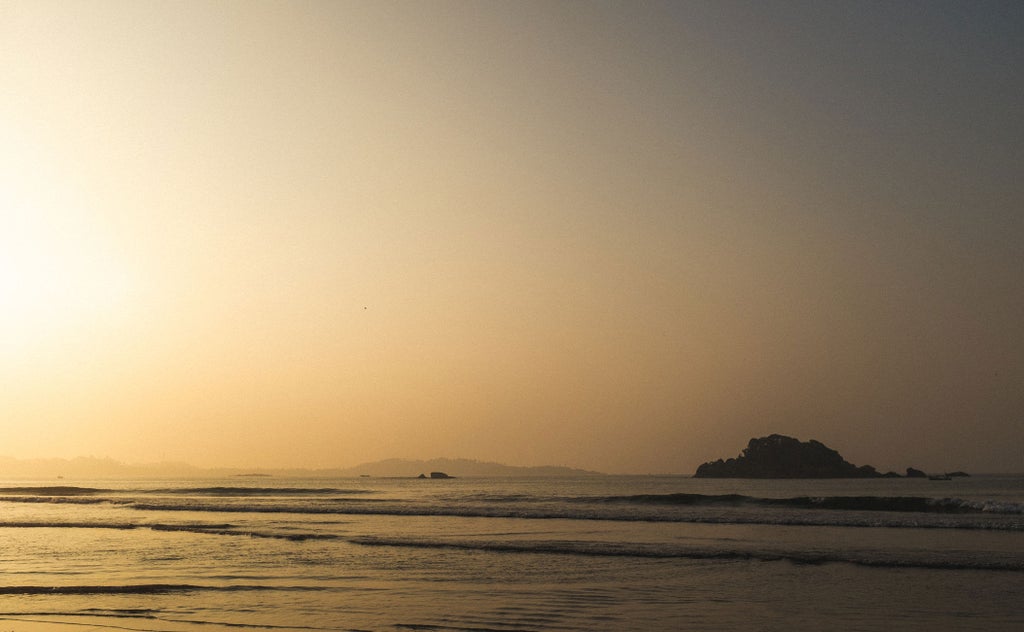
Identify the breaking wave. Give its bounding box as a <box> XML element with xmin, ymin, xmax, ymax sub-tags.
<box><xmin>1</xmin><ymin>488</ymin><xmax>1021</xmax><ymax>531</ymax></box>
<box><xmin>0</xmin><ymin>584</ymin><xmax>323</xmax><ymax>595</ymax></box>
<box><xmin>348</xmin><ymin>535</ymin><xmax>1024</xmax><ymax>572</ymax></box>
<box><xmin>147</xmin><ymin>487</ymin><xmax>371</xmax><ymax>496</ymax></box>
<box><xmin>0</xmin><ymin>487</ymin><xmax>107</xmax><ymax>496</ymax></box>
<box><xmin>0</xmin><ymin>521</ymin><xmax>337</xmax><ymax>541</ymax></box>
<box><xmin>594</xmin><ymin>493</ymin><xmax>1024</xmax><ymax>515</ymax></box>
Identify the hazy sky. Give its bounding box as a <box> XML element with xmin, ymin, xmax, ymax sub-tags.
<box><xmin>2</xmin><ymin>1</ymin><xmax>1022</xmax><ymax>474</ymax></box>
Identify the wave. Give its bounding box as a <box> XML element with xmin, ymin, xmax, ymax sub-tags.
<box><xmin>0</xmin><ymin>496</ymin><xmax>120</xmax><ymax>505</ymax></box>
<box><xmin>4</xmin><ymin>486</ymin><xmax>1019</xmax><ymax>516</ymax></box>
<box><xmin>2</xmin><ymin>499</ymin><xmax>1022</xmax><ymax>531</ymax></box>
<box><xmin>0</xmin><ymin>583</ymin><xmax>324</xmax><ymax>595</ymax></box>
<box><xmin>127</xmin><ymin>500</ymin><xmax>385</xmax><ymax>514</ymax></box>
<box><xmin>0</xmin><ymin>486</ymin><xmax>370</xmax><ymax>498</ymax></box>
<box><xmin>2</xmin><ymin>489</ymin><xmax>1022</xmax><ymax>531</ymax></box>
<box><xmin>595</xmin><ymin>493</ymin><xmax>1024</xmax><ymax>515</ymax></box>
<box><xmin>0</xmin><ymin>611</ymin><xmax>335</xmax><ymax>632</ymax></box>
<box><xmin>0</xmin><ymin>584</ymin><xmax>215</xmax><ymax>595</ymax></box>
<box><xmin>123</xmin><ymin>500</ymin><xmax>1024</xmax><ymax>530</ymax></box>
<box><xmin>0</xmin><ymin>521</ymin><xmax>138</xmax><ymax>530</ymax></box>
<box><xmin>148</xmin><ymin>523</ymin><xmax>340</xmax><ymax>542</ymax></box>
<box><xmin>0</xmin><ymin>486</ymin><xmax>107</xmax><ymax>496</ymax></box>
<box><xmin>0</xmin><ymin>521</ymin><xmax>337</xmax><ymax>541</ymax></box>
<box><xmin>348</xmin><ymin>536</ymin><xmax>1024</xmax><ymax>572</ymax></box>
<box><xmin>146</xmin><ymin>487</ymin><xmax>372</xmax><ymax>497</ymax></box>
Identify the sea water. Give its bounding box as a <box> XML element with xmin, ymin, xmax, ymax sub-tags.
<box><xmin>0</xmin><ymin>475</ymin><xmax>1021</xmax><ymax>631</ymax></box>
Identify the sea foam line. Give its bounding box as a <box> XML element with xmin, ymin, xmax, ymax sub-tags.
<box><xmin>594</xmin><ymin>493</ymin><xmax>1024</xmax><ymax>515</ymax></box>
<box><xmin>0</xmin><ymin>584</ymin><xmax>327</xmax><ymax>595</ymax></box>
<box><xmin>2</xmin><ymin>500</ymin><xmax>1022</xmax><ymax>531</ymax></box>
<box><xmin>0</xmin><ymin>614</ymin><xmax>338</xmax><ymax>632</ymax></box>
<box><xmin>0</xmin><ymin>521</ymin><xmax>336</xmax><ymax>541</ymax></box>
<box><xmin>347</xmin><ymin>536</ymin><xmax>1024</xmax><ymax>572</ymax></box>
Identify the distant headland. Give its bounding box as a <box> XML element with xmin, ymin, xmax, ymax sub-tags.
<box><xmin>694</xmin><ymin>434</ymin><xmax>968</xmax><ymax>479</ymax></box>
<box><xmin>0</xmin><ymin>455</ymin><xmax>604</xmax><ymax>480</ymax></box>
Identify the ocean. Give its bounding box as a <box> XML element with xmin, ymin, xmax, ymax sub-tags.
<box><xmin>0</xmin><ymin>475</ymin><xmax>1021</xmax><ymax>631</ymax></box>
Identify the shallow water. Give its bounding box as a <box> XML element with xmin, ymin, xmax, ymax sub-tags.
<box><xmin>0</xmin><ymin>475</ymin><xmax>1021</xmax><ymax>630</ymax></box>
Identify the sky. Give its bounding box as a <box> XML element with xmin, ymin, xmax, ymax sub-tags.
<box><xmin>1</xmin><ymin>1</ymin><xmax>1022</xmax><ymax>474</ymax></box>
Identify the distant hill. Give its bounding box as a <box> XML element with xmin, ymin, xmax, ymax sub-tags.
<box><xmin>0</xmin><ymin>455</ymin><xmax>604</xmax><ymax>480</ymax></box>
<box><xmin>0</xmin><ymin>455</ymin><xmax>227</xmax><ymax>480</ymax></box>
<box><xmin>336</xmin><ymin>458</ymin><xmax>604</xmax><ymax>478</ymax></box>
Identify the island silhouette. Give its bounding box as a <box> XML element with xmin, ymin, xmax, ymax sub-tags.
<box><xmin>694</xmin><ymin>434</ymin><xmax>966</xmax><ymax>479</ymax></box>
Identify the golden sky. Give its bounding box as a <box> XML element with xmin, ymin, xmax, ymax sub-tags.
<box><xmin>2</xmin><ymin>1</ymin><xmax>1022</xmax><ymax>473</ymax></box>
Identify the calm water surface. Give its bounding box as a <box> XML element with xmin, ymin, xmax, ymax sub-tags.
<box><xmin>0</xmin><ymin>475</ymin><xmax>1021</xmax><ymax>631</ymax></box>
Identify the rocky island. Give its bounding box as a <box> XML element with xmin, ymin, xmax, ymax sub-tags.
<box><xmin>417</xmin><ymin>471</ymin><xmax>454</xmax><ymax>479</ymax></box>
<box><xmin>695</xmin><ymin>434</ymin><xmax>896</xmax><ymax>478</ymax></box>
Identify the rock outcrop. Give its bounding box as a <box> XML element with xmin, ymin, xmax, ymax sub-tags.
<box><xmin>418</xmin><ymin>471</ymin><xmax>454</xmax><ymax>479</ymax></box>
<box><xmin>694</xmin><ymin>434</ymin><xmax>882</xmax><ymax>478</ymax></box>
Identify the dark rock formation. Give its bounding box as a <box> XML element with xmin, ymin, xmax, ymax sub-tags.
<box><xmin>429</xmin><ymin>471</ymin><xmax>453</xmax><ymax>479</ymax></box>
<box><xmin>905</xmin><ymin>467</ymin><xmax>927</xmax><ymax>478</ymax></box>
<box><xmin>694</xmin><ymin>434</ymin><xmax>882</xmax><ymax>478</ymax></box>
<box><xmin>947</xmin><ymin>471</ymin><xmax>970</xmax><ymax>477</ymax></box>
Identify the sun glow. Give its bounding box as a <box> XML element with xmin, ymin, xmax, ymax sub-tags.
<box><xmin>0</xmin><ymin>204</ymin><xmax>133</xmax><ymax>357</ymax></box>
<box><xmin>1</xmin><ymin>114</ymin><xmax>137</xmax><ymax>357</ymax></box>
